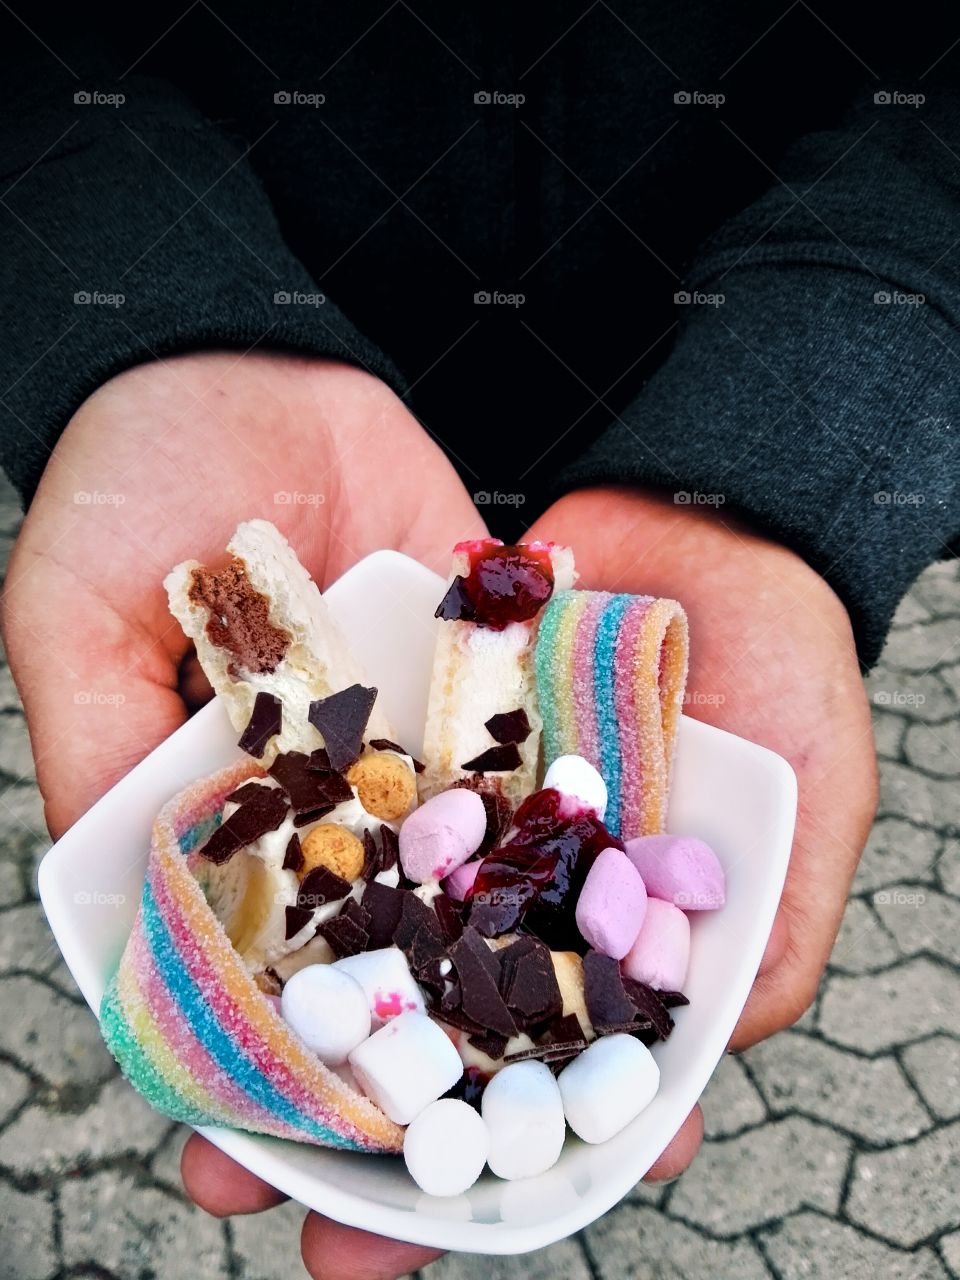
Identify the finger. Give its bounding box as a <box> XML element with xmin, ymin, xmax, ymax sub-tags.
<box><xmin>642</xmin><ymin>1104</ymin><xmax>703</xmax><ymax>1183</ymax></box>
<box><xmin>180</xmin><ymin>1132</ymin><xmax>288</xmax><ymax>1216</ymax></box>
<box><xmin>301</xmin><ymin>1212</ymin><xmax>444</xmax><ymax>1280</ymax></box>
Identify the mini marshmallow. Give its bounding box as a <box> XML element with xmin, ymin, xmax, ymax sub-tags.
<box><xmin>403</xmin><ymin>1098</ymin><xmax>490</xmax><ymax>1196</ymax></box>
<box><xmin>625</xmin><ymin>834</ymin><xmax>726</xmax><ymax>910</ymax></box>
<box><xmin>444</xmin><ymin>858</ymin><xmax>481</xmax><ymax>902</ymax></box>
<box><xmin>481</xmin><ymin>1060</ymin><xmax>566</xmax><ymax>1180</ymax></box>
<box><xmin>333</xmin><ymin>946</ymin><xmax>426</xmax><ymax>1028</ymax></box>
<box><xmin>399</xmin><ymin>788</ymin><xmax>487</xmax><ymax>883</ymax></box>
<box><xmin>543</xmin><ymin>755</ymin><xmax>608</xmax><ymax>820</ymax></box>
<box><xmin>575</xmin><ymin>847</ymin><xmax>647</xmax><ymax>959</ymax></box>
<box><xmin>280</xmin><ymin>965</ymin><xmax>370</xmax><ymax>1065</ymax></box>
<box><xmin>621</xmin><ymin>897</ymin><xmax>691</xmax><ymax>991</ymax></box>
<box><xmin>557</xmin><ymin>1033</ymin><xmax>660</xmax><ymax>1144</ymax></box>
<box><xmin>348</xmin><ymin>1011</ymin><xmax>464</xmax><ymax>1124</ymax></box>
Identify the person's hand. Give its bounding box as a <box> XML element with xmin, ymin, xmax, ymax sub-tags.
<box><xmin>526</xmin><ymin>485</ymin><xmax>879</xmax><ymax>1177</ymax></box>
<box><xmin>2</xmin><ymin>350</ymin><xmax>487</xmax><ymax>1279</ymax></box>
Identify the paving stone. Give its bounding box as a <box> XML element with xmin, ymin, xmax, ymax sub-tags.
<box><xmin>0</xmin><ymin>974</ymin><xmax>114</xmax><ymax>1089</ymax></box>
<box><xmin>874</xmin><ymin>886</ymin><xmax>960</xmax><ymax>965</ymax></box>
<box><xmin>940</xmin><ymin>1230</ymin><xmax>960</xmax><ymax>1276</ymax></box>
<box><xmin>0</xmin><ymin>1073</ymin><xmax>169</xmax><ymax>1175</ymax></box>
<box><xmin>429</xmin><ymin>1238</ymin><xmax>591</xmax><ymax>1280</ymax></box>
<box><xmin>819</xmin><ymin>959</ymin><xmax>960</xmax><ymax>1052</ymax></box>
<box><xmin>60</xmin><ymin>1168</ymin><xmax>226</xmax><ymax>1275</ymax></box>
<box><xmin>0</xmin><ymin>857</ymin><xmax>23</xmax><ymax>908</ymax></box>
<box><xmin>867</xmin><ymin>669</ymin><xmax>958</xmax><ymax>724</ymax></box>
<box><xmin>876</xmin><ymin>760</ymin><xmax>960</xmax><ymax>831</ymax></box>
<box><xmin>149</xmin><ymin>1123</ymin><xmax>188</xmax><ymax>1189</ymax></box>
<box><xmin>0</xmin><ymin>1183</ymin><xmax>56</xmax><ymax>1279</ymax></box>
<box><xmin>0</xmin><ymin>665</ymin><xmax>21</xmax><ymax>713</ymax></box>
<box><xmin>827</xmin><ymin>897</ymin><xmax>901</xmax><ymax>974</ymax></box>
<box><xmin>940</xmin><ymin>663</ymin><xmax>960</xmax><ymax>705</ymax></box>
<box><xmin>0</xmin><ymin>713</ymin><xmax>35</xmax><ymax>782</ymax></box>
<box><xmin>854</xmin><ymin>817</ymin><xmax>940</xmax><ymax>895</ymax></box>
<box><xmin>901</xmin><ymin>1036</ymin><xmax>960</xmax><ymax>1121</ymax></box>
<box><xmin>0</xmin><ymin>1058</ymin><xmax>30</xmax><ymax>1125</ymax></box>
<box><xmin>847</xmin><ymin>1121</ymin><xmax>960</xmax><ymax>1246</ymax></box>
<box><xmin>668</xmin><ymin>1117</ymin><xmax>849</xmax><ymax>1234</ymax></box>
<box><xmin>937</xmin><ymin>837</ymin><xmax>960</xmax><ymax>897</ymax></box>
<box><xmin>746</xmin><ymin>1030</ymin><xmax>929</xmax><ymax>1142</ymax></box>
<box><xmin>0</xmin><ymin>903</ymin><xmax>64</xmax><ymax>975</ymax></box>
<box><xmin>583</xmin><ymin>1203</ymin><xmax>769</xmax><ymax>1278</ymax></box>
<box><xmin>891</xmin><ymin>594</ymin><xmax>932</xmax><ymax>627</ymax></box>
<box><xmin>911</xmin><ymin>562</ymin><xmax>960</xmax><ymax>617</ymax></box>
<box><xmin>881</xmin><ymin>619</ymin><xmax>960</xmax><ymax>674</ymax></box>
<box><xmin>700</xmin><ymin>1054</ymin><xmax>768</xmax><ymax>1139</ymax></box>
<box><xmin>905</xmin><ymin>721</ymin><xmax>960</xmax><ymax>778</ymax></box>
<box><xmin>229</xmin><ymin>1198</ymin><xmax>307</xmax><ymax>1280</ymax></box>
<box><xmin>760</xmin><ymin>1210</ymin><xmax>948</xmax><ymax>1279</ymax></box>
<box><xmin>872</xmin><ymin>711</ymin><xmax>906</xmax><ymax>758</ymax></box>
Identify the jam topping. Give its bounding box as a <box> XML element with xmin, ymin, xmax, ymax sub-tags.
<box><xmin>466</xmin><ymin>787</ymin><xmax>624</xmax><ymax>950</ymax></box>
<box><xmin>435</xmin><ymin>542</ymin><xmax>555</xmax><ymax>629</ymax></box>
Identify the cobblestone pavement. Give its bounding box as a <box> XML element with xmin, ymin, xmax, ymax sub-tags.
<box><xmin>0</xmin><ymin>473</ymin><xmax>957</xmax><ymax>1280</ymax></box>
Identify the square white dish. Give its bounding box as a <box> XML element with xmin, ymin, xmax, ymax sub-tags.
<box><xmin>38</xmin><ymin>549</ymin><xmax>796</xmax><ymax>1255</ymax></box>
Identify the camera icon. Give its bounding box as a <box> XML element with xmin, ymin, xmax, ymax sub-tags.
<box><xmin>73</xmin><ymin>290</ymin><xmax>91</xmax><ymax>304</ymax></box>
<box><xmin>474</xmin><ymin>91</ymin><xmax>491</xmax><ymax>105</ymax></box>
<box><xmin>274</xmin><ymin>290</ymin><xmax>291</xmax><ymax>304</ymax></box>
<box><xmin>74</xmin><ymin>90</ymin><xmax>91</xmax><ymax>105</ymax></box>
<box><xmin>474</xmin><ymin>291</ymin><xmax>491</xmax><ymax>304</ymax></box>
<box><xmin>874</xmin><ymin>91</ymin><xmax>891</xmax><ymax>105</ymax></box>
<box><xmin>674</xmin><ymin>491</ymin><xmax>692</xmax><ymax>504</ymax></box>
<box><xmin>874</xmin><ymin>291</ymin><xmax>891</xmax><ymax>304</ymax></box>
<box><xmin>674</xmin><ymin>91</ymin><xmax>691</xmax><ymax>105</ymax></box>
<box><xmin>274</xmin><ymin>90</ymin><xmax>292</xmax><ymax>105</ymax></box>
<box><xmin>674</xmin><ymin>290</ymin><xmax>691</xmax><ymax>304</ymax></box>
<box><xmin>474</xmin><ymin>490</ymin><xmax>491</xmax><ymax>504</ymax></box>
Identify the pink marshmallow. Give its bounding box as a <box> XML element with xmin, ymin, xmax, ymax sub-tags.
<box><xmin>621</xmin><ymin>897</ymin><xmax>691</xmax><ymax>991</ymax></box>
<box><xmin>575</xmin><ymin>847</ymin><xmax>647</xmax><ymax>959</ymax></box>
<box><xmin>399</xmin><ymin>788</ymin><xmax>487</xmax><ymax>883</ymax></box>
<box><xmin>624</xmin><ymin>834</ymin><xmax>725</xmax><ymax>910</ymax></box>
<box><xmin>444</xmin><ymin>858</ymin><xmax>481</xmax><ymax>901</ymax></box>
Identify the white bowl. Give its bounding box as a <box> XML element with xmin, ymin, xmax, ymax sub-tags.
<box><xmin>38</xmin><ymin>550</ymin><xmax>796</xmax><ymax>1255</ymax></box>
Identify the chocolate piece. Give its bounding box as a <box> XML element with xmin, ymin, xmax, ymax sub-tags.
<box><xmin>378</xmin><ymin>824</ymin><xmax>399</xmax><ymax>871</ymax></box>
<box><xmin>225</xmin><ymin>780</ymin><xmax>271</xmax><ymax>805</ymax></box>
<box><xmin>434</xmin><ymin>893</ymin><xmax>464</xmax><ymax>944</ymax></box>
<box><xmin>284</xmin><ymin>904</ymin><xmax>313</xmax><ymax>939</ymax></box>
<box><xmin>461</xmin><ymin>744</ymin><xmax>523</xmax><ymax>774</ymax></box>
<box><xmin>498</xmin><ymin>937</ymin><xmax>562</xmax><ymax>1028</ymax></box>
<box><xmin>361</xmin><ymin>829</ymin><xmax>380</xmax><ymax>880</ymax></box>
<box><xmin>416</xmin><ymin>956</ymin><xmax>450</xmax><ymax>997</ymax></box>
<box><xmin>199</xmin><ymin>785</ymin><xmax>288</xmax><ymax>864</ymax></box>
<box><xmin>584</xmin><ymin>950</ymin><xmax>638</xmax><ymax>1031</ymax></box>
<box><xmin>297</xmin><ymin>865</ymin><xmax>352</xmax><ymax>912</ymax></box>
<box><xmin>657</xmin><ymin>991</ymin><xmax>690</xmax><ymax>1010</ymax></box>
<box><xmin>409</xmin><ymin>923</ymin><xmax>447</xmax><ymax>975</ymax></box>
<box><xmin>368</xmin><ymin>738</ymin><xmax>426</xmax><ymax>774</ymax></box>
<box><xmin>484</xmin><ymin>708</ymin><xmax>532</xmax><ymax>745</ymax></box>
<box><xmin>542</xmin><ymin>1012</ymin><xmax>588</xmax><ymax>1045</ymax></box>
<box><xmin>282</xmin><ymin>832</ymin><xmax>305</xmax><ymax>873</ymax></box>
<box><xmin>468</xmin><ymin>1030</ymin><xmax>509</xmax><ymax>1060</ymax></box>
<box><xmin>307</xmin><ymin>684</ymin><xmax>378</xmax><ymax>771</ymax></box>
<box><xmin>306</xmin><ymin>747</ymin><xmax>331</xmax><ymax>770</ymax></box>
<box><xmin>452</xmin><ymin>779</ymin><xmax>514</xmax><ymax>857</ymax></box>
<box><xmin>503</xmin><ymin>1039</ymin><xmax>584</xmax><ymax>1065</ymax></box>
<box><xmin>269</xmin><ymin>751</ymin><xmax>352</xmax><ymax>813</ymax></box>
<box><xmin>238</xmin><ymin>692</ymin><xmax>283</xmax><ymax>758</ymax></box>
<box><xmin>435</xmin><ymin>574</ymin><xmax>476</xmax><ymax>623</ymax></box>
<box><xmin>292</xmin><ymin>804</ymin><xmax>336</xmax><ymax>828</ymax></box>
<box><xmin>361</xmin><ymin>880</ymin><xmax>405</xmax><ymax>949</ymax></box>
<box><xmin>318</xmin><ymin>913</ymin><xmax>369</xmax><ymax>958</ymax></box>
<box><xmin>448</xmin><ymin>928</ymin><xmax>517</xmax><ymax>1038</ymax></box>
<box><xmin>622</xmin><ymin>977</ymin><xmax>676</xmax><ymax>1041</ymax></box>
<box><xmin>393</xmin><ymin>891</ymin><xmax>443</xmax><ymax>953</ymax></box>
<box><xmin>188</xmin><ymin>558</ymin><xmax>290</xmax><ymax>676</ymax></box>
<box><xmin>339</xmin><ymin>897</ymin><xmax>372</xmax><ymax>931</ymax></box>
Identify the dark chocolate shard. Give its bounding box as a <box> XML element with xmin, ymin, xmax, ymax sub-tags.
<box><xmin>339</xmin><ymin>897</ymin><xmax>372</xmax><ymax>934</ymax></box>
<box><xmin>361</xmin><ymin>829</ymin><xmax>380</xmax><ymax>880</ymax></box>
<box><xmin>318</xmin><ymin>913</ymin><xmax>369</xmax><ymax>958</ymax></box>
<box><xmin>378</xmin><ymin>824</ymin><xmax>399</xmax><ymax>872</ymax></box>
<box><xmin>621</xmin><ymin>977</ymin><xmax>676</xmax><ymax>1040</ymax></box>
<box><xmin>503</xmin><ymin>1040</ymin><xmax>584</xmax><ymax>1065</ymax></box>
<box><xmin>361</xmin><ymin>881</ymin><xmax>405</xmax><ymax>949</ymax></box>
<box><xmin>451</xmin><ymin>779</ymin><xmax>514</xmax><ymax>856</ymax></box>
<box><xmin>484</xmin><ymin>708</ymin><xmax>532</xmax><ymax>745</ymax></box>
<box><xmin>393</xmin><ymin>891</ymin><xmax>443</xmax><ymax>953</ymax></box>
<box><xmin>435</xmin><ymin>575</ymin><xmax>476</xmax><ymax>623</ymax></box>
<box><xmin>238</xmin><ymin>692</ymin><xmax>283</xmax><ymax>758</ymax></box>
<box><xmin>225</xmin><ymin>780</ymin><xmax>271</xmax><ymax>805</ymax></box>
<box><xmin>284</xmin><ymin>904</ymin><xmax>314</xmax><ymax>939</ymax></box>
<box><xmin>282</xmin><ymin>832</ymin><xmax>305</xmax><ymax>873</ymax></box>
<box><xmin>657</xmin><ymin>991</ymin><xmax>690</xmax><ymax>1010</ymax></box>
<box><xmin>542</xmin><ymin>1012</ymin><xmax>588</xmax><ymax>1045</ymax></box>
<box><xmin>307</xmin><ymin>684</ymin><xmax>378</xmax><ymax>771</ymax></box>
<box><xmin>292</xmin><ymin>804</ymin><xmax>336</xmax><ymax>828</ymax></box>
<box><xmin>583</xmin><ymin>950</ymin><xmax>638</xmax><ymax>1031</ymax></box>
<box><xmin>416</xmin><ymin>956</ymin><xmax>449</xmax><ymax>996</ymax></box>
<box><xmin>498</xmin><ymin>936</ymin><xmax>562</xmax><ymax>1028</ymax></box>
<box><xmin>434</xmin><ymin>893</ymin><xmax>464</xmax><ymax>944</ymax></box>
<box><xmin>297</xmin><ymin>865</ymin><xmax>352</xmax><ymax>912</ymax></box>
<box><xmin>409</xmin><ymin>923</ymin><xmax>447</xmax><ymax>975</ymax></box>
<box><xmin>448</xmin><ymin>928</ymin><xmax>517</xmax><ymax>1038</ymax></box>
<box><xmin>199</xmin><ymin>785</ymin><xmax>288</xmax><ymax>864</ymax></box>
<box><xmin>468</xmin><ymin>1030</ymin><xmax>509</xmax><ymax>1060</ymax></box>
<box><xmin>269</xmin><ymin>752</ymin><xmax>351</xmax><ymax>813</ymax></box>
<box><xmin>460</xmin><ymin>744</ymin><xmax>523</xmax><ymax>774</ymax></box>
<box><xmin>368</xmin><ymin>738</ymin><xmax>426</xmax><ymax>774</ymax></box>
<box><xmin>306</xmin><ymin>747</ymin><xmax>331</xmax><ymax>771</ymax></box>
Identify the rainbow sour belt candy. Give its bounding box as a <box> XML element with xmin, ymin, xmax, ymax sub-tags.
<box><xmin>534</xmin><ymin>591</ymin><xmax>689</xmax><ymax>840</ymax></box>
<box><xmin>99</xmin><ymin>758</ymin><xmax>403</xmax><ymax>1154</ymax></box>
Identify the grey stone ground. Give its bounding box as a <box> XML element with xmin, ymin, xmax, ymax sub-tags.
<box><xmin>0</xmin><ymin>472</ymin><xmax>957</xmax><ymax>1280</ymax></box>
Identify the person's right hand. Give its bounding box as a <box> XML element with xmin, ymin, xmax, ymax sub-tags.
<box><xmin>2</xmin><ymin>349</ymin><xmax>487</xmax><ymax>1279</ymax></box>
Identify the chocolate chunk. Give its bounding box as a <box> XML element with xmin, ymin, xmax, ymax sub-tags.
<box><xmin>318</xmin><ymin>913</ymin><xmax>369</xmax><ymax>958</ymax></box>
<box><xmin>657</xmin><ymin>991</ymin><xmax>690</xmax><ymax>1010</ymax></box>
<box><xmin>225</xmin><ymin>780</ymin><xmax>271</xmax><ymax>805</ymax></box>
<box><xmin>361</xmin><ymin>880</ymin><xmax>405</xmax><ymax>949</ymax></box>
<box><xmin>484</xmin><ymin>709</ymin><xmax>532</xmax><ymax>745</ymax></box>
<box><xmin>368</xmin><ymin>738</ymin><xmax>426</xmax><ymax>774</ymax></box>
<box><xmin>378</xmin><ymin>824</ymin><xmax>399</xmax><ymax>871</ymax></box>
<box><xmin>622</xmin><ymin>977</ymin><xmax>676</xmax><ymax>1041</ymax></box>
<box><xmin>339</xmin><ymin>897</ymin><xmax>372</xmax><ymax>933</ymax></box>
<box><xmin>503</xmin><ymin>1040</ymin><xmax>584</xmax><ymax>1065</ymax></box>
<box><xmin>306</xmin><ymin>747</ymin><xmax>331</xmax><ymax>770</ymax></box>
<box><xmin>451</xmin><ymin>779</ymin><xmax>514</xmax><ymax>856</ymax></box>
<box><xmin>542</xmin><ymin>1012</ymin><xmax>588</xmax><ymax>1045</ymax></box>
<box><xmin>307</xmin><ymin>684</ymin><xmax>378</xmax><ymax>771</ymax></box>
<box><xmin>361</xmin><ymin>829</ymin><xmax>380</xmax><ymax>880</ymax></box>
<box><xmin>282</xmin><ymin>833</ymin><xmax>305</xmax><ymax>873</ymax></box>
<box><xmin>467</xmin><ymin>875</ymin><xmax>537</xmax><ymax>938</ymax></box>
<box><xmin>434</xmin><ymin>893</ymin><xmax>464</xmax><ymax>944</ymax></box>
<box><xmin>468</xmin><ymin>1030</ymin><xmax>509</xmax><ymax>1060</ymax></box>
<box><xmin>199</xmin><ymin>785</ymin><xmax>288</xmax><ymax>864</ymax></box>
<box><xmin>292</xmin><ymin>804</ymin><xmax>336</xmax><ymax>827</ymax></box>
<box><xmin>498</xmin><ymin>937</ymin><xmax>562</xmax><ymax>1028</ymax></box>
<box><xmin>409</xmin><ymin>923</ymin><xmax>447</xmax><ymax>975</ymax></box>
<box><xmin>460</xmin><ymin>744</ymin><xmax>523</xmax><ymax>774</ymax></box>
<box><xmin>435</xmin><ymin>575</ymin><xmax>476</xmax><ymax>623</ymax></box>
<box><xmin>583</xmin><ymin>951</ymin><xmax>638</xmax><ymax>1031</ymax></box>
<box><xmin>448</xmin><ymin>928</ymin><xmax>517</xmax><ymax>1038</ymax></box>
<box><xmin>416</xmin><ymin>956</ymin><xmax>449</xmax><ymax>997</ymax></box>
<box><xmin>297</xmin><ymin>865</ymin><xmax>352</xmax><ymax>912</ymax></box>
<box><xmin>188</xmin><ymin>559</ymin><xmax>290</xmax><ymax>676</ymax></box>
<box><xmin>238</xmin><ymin>692</ymin><xmax>283</xmax><ymax>758</ymax></box>
<box><xmin>284</xmin><ymin>904</ymin><xmax>314</xmax><ymax>939</ymax></box>
<box><xmin>269</xmin><ymin>752</ymin><xmax>352</xmax><ymax>813</ymax></box>
<box><xmin>393</xmin><ymin>891</ymin><xmax>443</xmax><ymax>953</ymax></box>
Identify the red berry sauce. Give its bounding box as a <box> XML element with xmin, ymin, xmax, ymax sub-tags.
<box><xmin>435</xmin><ymin>541</ymin><xmax>555</xmax><ymax>629</ymax></box>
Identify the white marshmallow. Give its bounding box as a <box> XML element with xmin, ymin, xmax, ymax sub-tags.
<box><xmin>557</xmin><ymin>1034</ymin><xmax>660</xmax><ymax>1144</ymax></box>
<box><xmin>403</xmin><ymin>1099</ymin><xmax>490</xmax><ymax>1196</ymax></box>
<box><xmin>543</xmin><ymin>755</ymin><xmax>608</xmax><ymax>820</ymax></box>
<box><xmin>333</xmin><ymin>946</ymin><xmax>426</xmax><ymax>1028</ymax></box>
<box><xmin>280</xmin><ymin>965</ymin><xmax>370</xmax><ymax>1066</ymax></box>
<box><xmin>374</xmin><ymin>864</ymin><xmax>401</xmax><ymax>888</ymax></box>
<box><xmin>348</xmin><ymin>1011</ymin><xmax>463</xmax><ymax>1124</ymax></box>
<box><xmin>481</xmin><ymin>1060</ymin><xmax>566</xmax><ymax>1179</ymax></box>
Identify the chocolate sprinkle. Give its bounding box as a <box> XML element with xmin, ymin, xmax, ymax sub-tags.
<box><xmin>583</xmin><ymin>950</ymin><xmax>639</xmax><ymax>1031</ymax></box>
<box><xmin>199</xmin><ymin>785</ymin><xmax>288</xmax><ymax>864</ymax></box>
<box><xmin>361</xmin><ymin>881</ymin><xmax>405</xmax><ymax>949</ymax></box>
<box><xmin>307</xmin><ymin>684</ymin><xmax>378</xmax><ymax>771</ymax></box>
<box><xmin>284</xmin><ymin>904</ymin><xmax>314</xmax><ymax>940</ymax></box>
<box><xmin>435</xmin><ymin>575</ymin><xmax>477</xmax><ymax>623</ymax></box>
<box><xmin>484</xmin><ymin>708</ymin><xmax>532</xmax><ymax>745</ymax></box>
<box><xmin>361</xmin><ymin>829</ymin><xmax>379</xmax><ymax>879</ymax></box>
<box><xmin>378</xmin><ymin>824</ymin><xmax>400</xmax><ymax>871</ymax></box>
<box><xmin>460</xmin><ymin>744</ymin><xmax>523</xmax><ymax>774</ymax></box>
<box><xmin>448</xmin><ymin>928</ymin><xmax>517</xmax><ymax>1038</ymax></box>
<box><xmin>368</xmin><ymin>738</ymin><xmax>426</xmax><ymax>774</ymax></box>
<box><xmin>297</xmin><ymin>865</ymin><xmax>352</xmax><ymax>912</ymax></box>
<box><xmin>282</xmin><ymin>833</ymin><xmax>305</xmax><ymax>873</ymax></box>
<box><xmin>238</xmin><ymin>692</ymin><xmax>283</xmax><ymax>758</ymax></box>
<box><xmin>622</xmin><ymin>977</ymin><xmax>676</xmax><ymax>1041</ymax></box>
<box><xmin>292</xmin><ymin>804</ymin><xmax>337</xmax><ymax>827</ymax></box>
